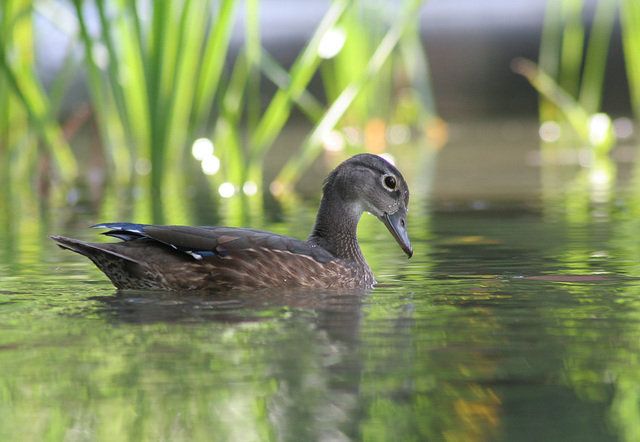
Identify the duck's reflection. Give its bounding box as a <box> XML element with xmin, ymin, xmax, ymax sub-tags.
<box><xmin>89</xmin><ymin>288</ymin><xmax>367</xmax><ymax>440</ymax></box>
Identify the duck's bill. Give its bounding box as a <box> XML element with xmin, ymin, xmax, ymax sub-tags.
<box><xmin>380</xmin><ymin>211</ymin><xmax>413</xmax><ymax>258</ymax></box>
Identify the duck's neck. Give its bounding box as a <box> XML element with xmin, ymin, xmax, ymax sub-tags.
<box><xmin>308</xmin><ymin>187</ymin><xmax>366</xmax><ymax>263</ymax></box>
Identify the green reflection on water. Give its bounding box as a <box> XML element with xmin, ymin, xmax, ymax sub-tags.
<box><xmin>5</xmin><ymin>202</ymin><xmax>640</xmax><ymax>439</ymax></box>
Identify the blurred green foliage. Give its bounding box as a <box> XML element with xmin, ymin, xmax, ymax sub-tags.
<box><xmin>0</xmin><ymin>0</ymin><xmax>435</xmax><ymax>223</ymax></box>
<box><xmin>0</xmin><ymin>0</ymin><xmax>77</xmax><ymax>200</ymax></box>
<box><xmin>514</xmin><ymin>0</ymin><xmax>639</xmax><ymax>218</ymax></box>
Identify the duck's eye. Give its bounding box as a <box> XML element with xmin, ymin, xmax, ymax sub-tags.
<box><xmin>384</xmin><ymin>175</ymin><xmax>397</xmax><ymax>190</ymax></box>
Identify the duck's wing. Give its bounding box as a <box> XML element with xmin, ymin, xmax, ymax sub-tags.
<box><xmin>93</xmin><ymin>223</ymin><xmax>336</xmax><ymax>263</ymax></box>
<box><xmin>52</xmin><ymin>224</ymin><xmax>371</xmax><ymax>290</ymax></box>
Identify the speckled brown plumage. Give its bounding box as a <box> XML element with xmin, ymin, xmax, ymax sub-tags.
<box><xmin>51</xmin><ymin>154</ymin><xmax>412</xmax><ymax>291</ymax></box>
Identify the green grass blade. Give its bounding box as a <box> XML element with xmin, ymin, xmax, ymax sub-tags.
<box><xmin>117</xmin><ymin>5</ymin><xmax>150</xmax><ymax>162</ymax></box>
<box><xmin>558</xmin><ymin>0</ymin><xmax>585</xmax><ymax>97</ymax></box>
<box><xmin>244</xmin><ymin>0</ymin><xmax>261</xmax><ymax>133</ymax></box>
<box><xmin>95</xmin><ymin>1</ymin><xmax>135</xmax><ymax>147</ymax></box>
<box><xmin>621</xmin><ymin>0</ymin><xmax>640</xmax><ymax>121</ymax></box>
<box><xmin>148</xmin><ymin>0</ymin><xmax>170</xmax><ymax>174</ymax></box>
<box><xmin>578</xmin><ymin>0</ymin><xmax>616</xmax><ymax>114</ymax></box>
<box><xmin>163</xmin><ymin>0</ymin><xmax>209</xmax><ymax>164</ymax></box>
<box><xmin>192</xmin><ymin>0</ymin><xmax>240</xmax><ymax>129</ymax></box>
<box><xmin>539</xmin><ymin>0</ymin><xmax>563</xmax><ymax>80</ymax></box>
<box><xmin>332</xmin><ymin>8</ymin><xmax>376</xmax><ymax>124</ymax></box>
<box><xmin>215</xmin><ymin>51</ymin><xmax>249</xmax><ymax>187</ymax></box>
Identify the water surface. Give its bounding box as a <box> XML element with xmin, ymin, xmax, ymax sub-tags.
<box><xmin>1</xmin><ymin>205</ymin><xmax>639</xmax><ymax>441</ymax></box>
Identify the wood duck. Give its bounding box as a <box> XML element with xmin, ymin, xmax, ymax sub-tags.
<box><xmin>51</xmin><ymin>154</ymin><xmax>412</xmax><ymax>290</ymax></box>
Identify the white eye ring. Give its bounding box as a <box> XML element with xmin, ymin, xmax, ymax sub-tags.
<box><xmin>382</xmin><ymin>175</ymin><xmax>397</xmax><ymax>190</ymax></box>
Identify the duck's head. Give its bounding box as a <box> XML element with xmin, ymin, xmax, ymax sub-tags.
<box><xmin>328</xmin><ymin>153</ymin><xmax>412</xmax><ymax>258</ymax></box>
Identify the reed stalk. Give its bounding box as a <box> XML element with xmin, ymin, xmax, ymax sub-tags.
<box><xmin>0</xmin><ymin>0</ymin><xmax>77</xmax><ymax>188</ymax></box>
<box><xmin>536</xmin><ymin>0</ymin><xmax>615</xmax><ymax>122</ymax></box>
<box><xmin>1</xmin><ymin>0</ymin><xmax>433</xmax><ymax>224</ymax></box>
<box><xmin>72</xmin><ymin>0</ymin><xmax>240</xmax><ymax>222</ymax></box>
<box><xmin>516</xmin><ymin>0</ymin><xmax>619</xmax><ymax>215</ymax></box>
<box><xmin>621</xmin><ymin>0</ymin><xmax>640</xmax><ymax>122</ymax></box>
